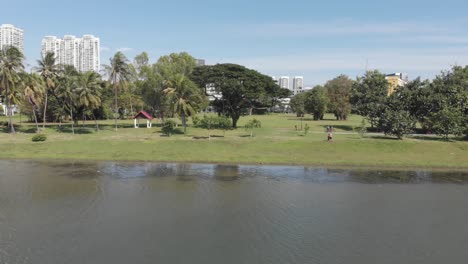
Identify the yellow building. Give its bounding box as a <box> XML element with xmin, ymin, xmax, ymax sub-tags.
<box><xmin>385</xmin><ymin>73</ymin><xmax>407</xmax><ymax>96</ymax></box>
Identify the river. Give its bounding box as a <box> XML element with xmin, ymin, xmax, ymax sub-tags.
<box><xmin>0</xmin><ymin>160</ymin><xmax>467</xmax><ymax>264</ymax></box>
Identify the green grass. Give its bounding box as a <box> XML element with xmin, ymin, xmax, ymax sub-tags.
<box><xmin>0</xmin><ymin>113</ymin><xmax>467</xmax><ymax>169</ymax></box>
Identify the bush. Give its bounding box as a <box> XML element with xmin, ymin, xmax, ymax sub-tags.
<box><xmin>195</xmin><ymin>115</ymin><xmax>232</xmax><ymax>131</ymax></box>
<box><xmin>162</xmin><ymin>120</ymin><xmax>177</xmax><ymax>136</ymax></box>
<box><xmin>244</xmin><ymin>118</ymin><xmax>262</xmax><ymax>137</ymax></box>
<box><xmin>32</xmin><ymin>134</ymin><xmax>47</xmax><ymax>142</ymax></box>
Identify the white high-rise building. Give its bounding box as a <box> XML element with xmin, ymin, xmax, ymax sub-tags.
<box><xmin>293</xmin><ymin>76</ymin><xmax>304</xmax><ymax>95</ymax></box>
<box><xmin>0</xmin><ymin>24</ymin><xmax>24</xmax><ymax>52</ymax></box>
<box><xmin>42</xmin><ymin>34</ymin><xmax>100</xmax><ymax>72</ymax></box>
<box><xmin>80</xmin><ymin>35</ymin><xmax>100</xmax><ymax>72</ymax></box>
<box><xmin>279</xmin><ymin>76</ymin><xmax>290</xmax><ymax>90</ymax></box>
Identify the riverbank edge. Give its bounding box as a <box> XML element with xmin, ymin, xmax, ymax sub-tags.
<box><xmin>2</xmin><ymin>157</ymin><xmax>468</xmax><ymax>172</ymax></box>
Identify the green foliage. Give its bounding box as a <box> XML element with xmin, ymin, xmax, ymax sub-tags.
<box><xmin>0</xmin><ymin>46</ymin><xmax>25</xmax><ymax>133</ymax></box>
<box><xmin>377</xmin><ymin>90</ymin><xmax>417</xmax><ymax>139</ymax></box>
<box><xmin>430</xmin><ymin>106</ymin><xmax>465</xmax><ymax>140</ymax></box>
<box><xmin>354</xmin><ymin>119</ymin><xmax>368</xmax><ymax>138</ymax></box>
<box><xmin>190</xmin><ymin>63</ymin><xmax>281</xmax><ymax>128</ymax></box>
<box><xmin>304</xmin><ymin>86</ymin><xmax>329</xmax><ymax>120</ymax></box>
<box><xmin>31</xmin><ymin>134</ymin><xmax>47</xmax><ymax>142</ymax></box>
<box><xmin>290</xmin><ymin>93</ymin><xmax>306</xmax><ymax>117</ymax></box>
<box><xmin>0</xmin><ymin>104</ymin><xmax>4</xmax><ymax>114</ymax></box>
<box><xmin>196</xmin><ymin>115</ymin><xmax>232</xmax><ymax>130</ymax></box>
<box><xmin>161</xmin><ymin>120</ymin><xmax>177</xmax><ymax>136</ymax></box>
<box><xmin>304</xmin><ymin>123</ymin><xmax>310</xmax><ymax>136</ymax></box>
<box><xmin>244</xmin><ymin>118</ymin><xmax>262</xmax><ymax>137</ymax></box>
<box><xmin>325</xmin><ymin>75</ymin><xmax>353</xmax><ymax>120</ymax></box>
<box><xmin>350</xmin><ymin>70</ymin><xmax>389</xmax><ymax>127</ymax></box>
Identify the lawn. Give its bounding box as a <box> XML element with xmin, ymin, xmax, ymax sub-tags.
<box><xmin>0</xmin><ymin>113</ymin><xmax>467</xmax><ymax>169</ymax></box>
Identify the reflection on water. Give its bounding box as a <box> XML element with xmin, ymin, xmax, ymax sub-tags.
<box><xmin>0</xmin><ymin>160</ymin><xmax>467</xmax><ymax>264</ymax></box>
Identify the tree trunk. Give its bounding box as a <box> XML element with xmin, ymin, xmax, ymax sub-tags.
<box><xmin>114</xmin><ymin>81</ymin><xmax>118</xmax><ymax>132</ymax></box>
<box><xmin>181</xmin><ymin>112</ymin><xmax>187</xmax><ymax>134</ymax></box>
<box><xmin>232</xmin><ymin>114</ymin><xmax>240</xmax><ymax>129</ymax></box>
<box><xmin>70</xmin><ymin>107</ymin><xmax>75</xmax><ymax>135</ymax></box>
<box><xmin>33</xmin><ymin>107</ymin><xmax>39</xmax><ymax>133</ymax></box>
<box><xmin>93</xmin><ymin>113</ymin><xmax>99</xmax><ymax>131</ymax></box>
<box><xmin>6</xmin><ymin>94</ymin><xmax>15</xmax><ymax>134</ymax></box>
<box><xmin>42</xmin><ymin>92</ymin><xmax>48</xmax><ymax>129</ymax></box>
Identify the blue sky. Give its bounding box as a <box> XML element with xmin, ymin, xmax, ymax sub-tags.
<box><xmin>2</xmin><ymin>0</ymin><xmax>468</xmax><ymax>86</ymax></box>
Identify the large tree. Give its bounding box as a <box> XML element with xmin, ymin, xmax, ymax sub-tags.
<box><xmin>191</xmin><ymin>63</ymin><xmax>279</xmax><ymax>128</ymax></box>
<box><xmin>22</xmin><ymin>73</ymin><xmax>45</xmax><ymax>132</ymax></box>
<box><xmin>325</xmin><ymin>74</ymin><xmax>353</xmax><ymax>120</ymax></box>
<box><xmin>164</xmin><ymin>74</ymin><xmax>206</xmax><ymax>134</ymax></box>
<box><xmin>75</xmin><ymin>71</ymin><xmax>103</xmax><ymax>131</ymax></box>
<box><xmin>350</xmin><ymin>70</ymin><xmax>389</xmax><ymax>128</ymax></box>
<box><xmin>36</xmin><ymin>51</ymin><xmax>59</xmax><ymax>128</ymax></box>
<box><xmin>304</xmin><ymin>86</ymin><xmax>329</xmax><ymax>120</ymax></box>
<box><xmin>290</xmin><ymin>92</ymin><xmax>307</xmax><ymax>117</ymax></box>
<box><xmin>105</xmin><ymin>52</ymin><xmax>130</xmax><ymax>131</ymax></box>
<box><xmin>0</xmin><ymin>46</ymin><xmax>24</xmax><ymax>133</ymax></box>
<box><xmin>427</xmin><ymin>66</ymin><xmax>468</xmax><ymax>138</ymax></box>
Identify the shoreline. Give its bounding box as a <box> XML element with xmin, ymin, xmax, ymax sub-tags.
<box><xmin>2</xmin><ymin>157</ymin><xmax>468</xmax><ymax>172</ymax></box>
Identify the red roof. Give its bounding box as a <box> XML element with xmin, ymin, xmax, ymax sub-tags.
<box><xmin>133</xmin><ymin>111</ymin><xmax>154</xmax><ymax>120</ymax></box>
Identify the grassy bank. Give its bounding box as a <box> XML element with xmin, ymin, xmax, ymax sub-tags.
<box><xmin>1</xmin><ymin>114</ymin><xmax>467</xmax><ymax>169</ymax></box>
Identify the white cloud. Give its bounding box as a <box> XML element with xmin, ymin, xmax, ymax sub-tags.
<box><xmin>116</xmin><ymin>47</ymin><xmax>134</xmax><ymax>52</ymax></box>
<box><xmin>100</xmin><ymin>46</ymin><xmax>111</xmax><ymax>52</ymax></box>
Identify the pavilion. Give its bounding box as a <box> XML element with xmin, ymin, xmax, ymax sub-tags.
<box><xmin>133</xmin><ymin>111</ymin><xmax>154</xmax><ymax>128</ymax></box>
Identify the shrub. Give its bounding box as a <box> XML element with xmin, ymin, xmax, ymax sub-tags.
<box><xmin>32</xmin><ymin>134</ymin><xmax>47</xmax><ymax>142</ymax></box>
<box><xmin>304</xmin><ymin>124</ymin><xmax>310</xmax><ymax>136</ymax></box>
<box><xmin>162</xmin><ymin>120</ymin><xmax>177</xmax><ymax>136</ymax></box>
<box><xmin>244</xmin><ymin>118</ymin><xmax>262</xmax><ymax>137</ymax></box>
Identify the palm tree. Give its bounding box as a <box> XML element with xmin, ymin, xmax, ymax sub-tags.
<box><xmin>36</xmin><ymin>51</ymin><xmax>58</xmax><ymax>129</ymax></box>
<box><xmin>0</xmin><ymin>46</ymin><xmax>24</xmax><ymax>133</ymax></box>
<box><xmin>55</xmin><ymin>65</ymin><xmax>78</xmax><ymax>134</ymax></box>
<box><xmin>163</xmin><ymin>74</ymin><xmax>205</xmax><ymax>134</ymax></box>
<box><xmin>75</xmin><ymin>71</ymin><xmax>102</xmax><ymax>131</ymax></box>
<box><xmin>104</xmin><ymin>52</ymin><xmax>130</xmax><ymax>131</ymax></box>
<box><xmin>22</xmin><ymin>73</ymin><xmax>45</xmax><ymax>132</ymax></box>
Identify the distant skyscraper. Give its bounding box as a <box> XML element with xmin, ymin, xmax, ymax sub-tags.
<box><xmin>195</xmin><ymin>59</ymin><xmax>205</xmax><ymax>66</ymax></box>
<box><xmin>279</xmin><ymin>76</ymin><xmax>290</xmax><ymax>90</ymax></box>
<box><xmin>0</xmin><ymin>24</ymin><xmax>24</xmax><ymax>52</ymax></box>
<box><xmin>42</xmin><ymin>34</ymin><xmax>100</xmax><ymax>72</ymax></box>
<box><xmin>293</xmin><ymin>76</ymin><xmax>304</xmax><ymax>95</ymax></box>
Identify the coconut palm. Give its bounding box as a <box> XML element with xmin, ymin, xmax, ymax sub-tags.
<box><xmin>164</xmin><ymin>74</ymin><xmax>205</xmax><ymax>134</ymax></box>
<box><xmin>75</xmin><ymin>71</ymin><xmax>102</xmax><ymax>131</ymax></box>
<box><xmin>55</xmin><ymin>65</ymin><xmax>78</xmax><ymax>134</ymax></box>
<box><xmin>22</xmin><ymin>73</ymin><xmax>45</xmax><ymax>132</ymax></box>
<box><xmin>0</xmin><ymin>46</ymin><xmax>24</xmax><ymax>133</ymax></box>
<box><xmin>36</xmin><ymin>51</ymin><xmax>58</xmax><ymax>128</ymax></box>
<box><xmin>104</xmin><ymin>52</ymin><xmax>130</xmax><ymax>131</ymax></box>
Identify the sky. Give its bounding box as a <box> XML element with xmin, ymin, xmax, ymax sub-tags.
<box><xmin>2</xmin><ymin>0</ymin><xmax>468</xmax><ymax>86</ymax></box>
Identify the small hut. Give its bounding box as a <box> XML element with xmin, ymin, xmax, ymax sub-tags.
<box><xmin>133</xmin><ymin>111</ymin><xmax>154</xmax><ymax>128</ymax></box>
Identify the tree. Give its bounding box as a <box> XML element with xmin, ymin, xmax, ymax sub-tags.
<box><xmin>378</xmin><ymin>92</ymin><xmax>416</xmax><ymax>139</ymax></box>
<box><xmin>350</xmin><ymin>70</ymin><xmax>389</xmax><ymax>128</ymax></box>
<box><xmin>191</xmin><ymin>63</ymin><xmax>279</xmax><ymax>128</ymax></box>
<box><xmin>304</xmin><ymin>86</ymin><xmax>329</xmax><ymax>120</ymax></box>
<box><xmin>22</xmin><ymin>73</ymin><xmax>45</xmax><ymax>132</ymax></box>
<box><xmin>36</xmin><ymin>51</ymin><xmax>58</xmax><ymax>128</ymax></box>
<box><xmin>427</xmin><ymin>66</ymin><xmax>468</xmax><ymax>139</ymax></box>
<box><xmin>163</xmin><ymin>74</ymin><xmax>206</xmax><ymax>134</ymax></box>
<box><xmin>75</xmin><ymin>71</ymin><xmax>102</xmax><ymax>131</ymax></box>
<box><xmin>290</xmin><ymin>93</ymin><xmax>307</xmax><ymax>117</ymax></box>
<box><xmin>55</xmin><ymin>65</ymin><xmax>79</xmax><ymax>134</ymax></box>
<box><xmin>325</xmin><ymin>75</ymin><xmax>353</xmax><ymax>120</ymax></box>
<box><xmin>105</xmin><ymin>52</ymin><xmax>130</xmax><ymax>131</ymax></box>
<box><xmin>244</xmin><ymin>118</ymin><xmax>262</xmax><ymax>137</ymax></box>
<box><xmin>0</xmin><ymin>46</ymin><xmax>24</xmax><ymax>133</ymax></box>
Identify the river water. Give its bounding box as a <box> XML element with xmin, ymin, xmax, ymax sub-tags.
<box><xmin>0</xmin><ymin>160</ymin><xmax>467</xmax><ymax>264</ymax></box>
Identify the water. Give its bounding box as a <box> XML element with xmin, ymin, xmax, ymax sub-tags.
<box><xmin>1</xmin><ymin>160</ymin><xmax>467</xmax><ymax>264</ymax></box>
